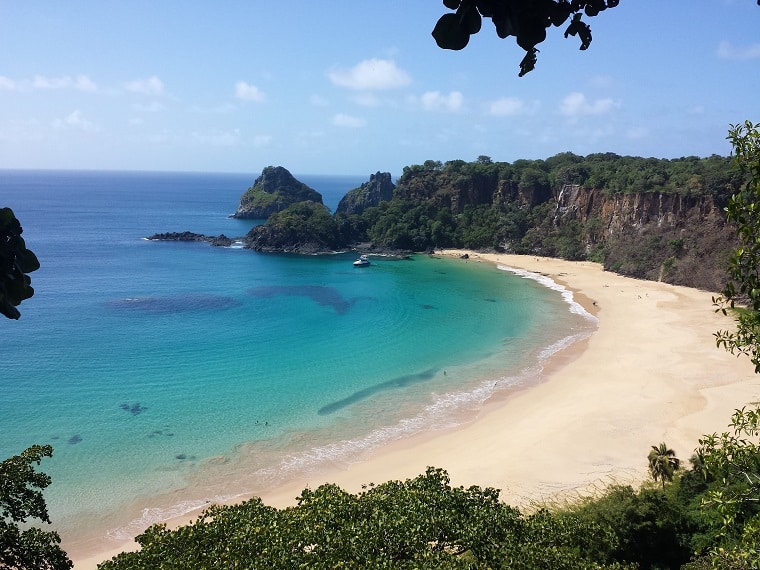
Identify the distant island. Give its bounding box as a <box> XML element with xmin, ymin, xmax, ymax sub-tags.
<box><xmin>232</xmin><ymin>166</ymin><xmax>324</xmax><ymax>219</ymax></box>
<box><xmin>148</xmin><ymin>153</ymin><xmax>743</xmax><ymax>292</ymax></box>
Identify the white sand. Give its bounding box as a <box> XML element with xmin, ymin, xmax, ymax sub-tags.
<box><xmin>71</xmin><ymin>252</ymin><xmax>760</xmax><ymax>568</ymax></box>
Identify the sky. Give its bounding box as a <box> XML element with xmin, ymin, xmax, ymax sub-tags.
<box><xmin>1</xmin><ymin>1</ymin><xmax>759</xmax><ymax>176</ymax></box>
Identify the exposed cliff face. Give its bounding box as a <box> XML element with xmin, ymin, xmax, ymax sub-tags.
<box><xmin>554</xmin><ymin>184</ymin><xmax>727</xmax><ymax>235</ymax></box>
<box><xmin>552</xmin><ymin>185</ymin><xmax>735</xmax><ymax>290</ymax></box>
<box><xmin>233</xmin><ymin>166</ymin><xmax>323</xmax><ymax>219</ymax></box>
<box><xmin>336</xmin><ymin>172</ymin><xmax>395</xmax><ymax>215</ymax></box>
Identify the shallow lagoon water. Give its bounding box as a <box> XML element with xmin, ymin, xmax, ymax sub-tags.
<box><xmin>0</xmin><ymin>170</ymin><xmax>594</xmax><ymax>540</ymax></box>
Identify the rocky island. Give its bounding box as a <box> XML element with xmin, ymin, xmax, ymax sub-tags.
<box><xmin>232</xmin><ymin>166</ymin><xmax>323</xmax><ymax>219</ymax></box>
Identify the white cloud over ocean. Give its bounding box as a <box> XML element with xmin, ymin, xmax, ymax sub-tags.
<box><xmin>125</xmin><ymin>76</ymin><xmax>165</xmax><ymax>96</ymax></box>
<box><xmin>417</xmin><ymin>91</ymin><xmax>464</xmax><ymax>113</ymax></box>
<box><xmin>328</xmin><ymin>59</ymin><xmax>411</xmax><ymax>91</ymax></box>
<box><xmin>560</xmin><ymin>92</ymin><xmax>619</xmax><ymax>117</ymax></box>
<box><xmin>235</xmin><ymin>81</ymin><xmax>265</xmax><ymax>102</ymax></box>
<box><xmin>332</xmin><ymin>113</ymin><xmax>366</xmax><ymax>128</ymax></box>
<box><xmin>717</xmin><ymin>40</ymin><xmax>760</xmax><ymax>60</ymax></box>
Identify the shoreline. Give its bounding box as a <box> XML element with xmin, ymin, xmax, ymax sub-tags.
<box><xmin>70</xmin><ymin>252</ymin><xmax>760</xmax><ymax>568</ymax></box>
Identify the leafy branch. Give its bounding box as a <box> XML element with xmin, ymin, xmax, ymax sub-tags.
<box><xmin>0</xmin><ymin>207</ymin><xmax>40</xmax><ymax>320</ymax></box>
<box><xmin>432</xmin><ymin>0</ymin><xmax>620</xmax><ymax>76</ymax></box>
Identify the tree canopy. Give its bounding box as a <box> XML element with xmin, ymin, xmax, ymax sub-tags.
<box><xmin>647</xmin><ymin>442</ymin><xmax>681</xmax><ymax>489</ymax></box>
<box><xmin>434</xmin><ymin>1</ymin><xmax>760</xmax><ymax>77</ymax></box>
<box><xmin>0</xmin><ymin>207</ymin><xmax>39</xmax><ymax>320</ymax></box>
<box><xmin>715</xmin><ymin>121</ymin><xmax>760</xmax><ymax>372</ymax></box>
<box><xmin>98</xmin><ymin>467</ymin><xmax>634</xmax><ymax>569</ymax></box>
<box><xmin>433</xmin><ymin>0</ymin><xmax>620</xmax><ymax>76</ymax></box>
<box><xmin>0</xmin><ymin>445</ymin><xmax>72</xmax><ymax>569</ymax></box>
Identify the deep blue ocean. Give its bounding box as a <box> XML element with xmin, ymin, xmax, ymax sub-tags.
<box><xmin>0</xmin><ymin>170</ymin><xmax>594</xmax><ymax>548</ymax></box>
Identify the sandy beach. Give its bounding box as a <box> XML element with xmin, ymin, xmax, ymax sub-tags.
<box><xmin>71</xmin><ymin>252</ymin><xmax>760</xmax><ymax>568</ymax></box>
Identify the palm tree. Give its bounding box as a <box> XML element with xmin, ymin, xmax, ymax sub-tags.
<box><xmin>648</xmin><ymin>442</ymin><xmax>681</xmax><ymax>489</ymax></box>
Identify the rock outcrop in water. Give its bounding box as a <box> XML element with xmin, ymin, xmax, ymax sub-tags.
<box><xmin>232</xmin><ymin>166</ymin><xmax>323</xmax><ymax>219</ymax></box>
<box><xmin>146</xmin><ymin>231</ymin><xmax>233</xmax><ymax>247</ymax></box>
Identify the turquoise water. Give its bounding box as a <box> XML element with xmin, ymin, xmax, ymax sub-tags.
<box><xmin>0</xmin><ymin>170</ymin><xmax>594</xmax><ymax>544</ymax></box>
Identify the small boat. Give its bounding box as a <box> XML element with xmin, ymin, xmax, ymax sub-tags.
<box><xmin>353</xmin><ymin>254</ymin><xmax>370</xmax><ymax>267</ymax></box>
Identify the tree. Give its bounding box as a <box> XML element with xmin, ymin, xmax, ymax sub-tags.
<box><xmin>0</xmin><ymin>445</ymin><xmax>72</xmax><ymax>569</ymax></box>
<box><xmin>98</xmin><ymin>467</ymin><xmax>632</xmax><ymax>569</ymax></box>
<box><xmin>708</xmin><ymin>122</ymin><xmax>760</xmax><ymax>564</ymax></box>
<box><xmin>696</xmin><ymin>405</ymin><xmax>760</xmax><ymax>568</ymax></box>
<box><xmin>434</xmin><ymin>2</ymin><xmax>760</xmax><ymax>77</ymax></box>
<box><xmin>0</xmin><ymin>208</ymin><xmax>40</xmax><ymax>320</ymax></box>
<box><xmin>648</xmin><ymin>442</ymin><xmax>680</xmax><ymax>489</ymax></box>
<box><xmin>432</xmin><ymin>0</ymin><xmax>620</xmax><ymax>76</ymax></box>
<box><xmin>715</xmin><ymin>121</ymin><xmax>760</xmax><ymax>373</ymax></box>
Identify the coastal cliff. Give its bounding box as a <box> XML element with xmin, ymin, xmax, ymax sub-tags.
<box><xmin>151</xmin><ymin>153</ymin><xmax>742</xmax><ymax>291</ymax></box>
<box><xmin>551</xmin><ymin>185</ymin><xmax>734</xmax><ymax>290</ymax></box>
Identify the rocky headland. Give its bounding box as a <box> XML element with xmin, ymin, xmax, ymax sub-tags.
<box><xmin>149</xmin><ymin>155</ymin><xmax>743</xmax><ymax>291</ymax></box>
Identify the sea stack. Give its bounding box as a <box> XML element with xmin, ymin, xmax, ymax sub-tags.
<box><xmin>233</xmin><ymin>166</ymin><xmax>323</xmax><ymax>219</ymax></box>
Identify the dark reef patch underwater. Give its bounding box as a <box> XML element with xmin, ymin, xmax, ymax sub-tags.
<box><xmin>318</xmin><ymin>368</ymin><xmax>440</xmax><ymax>415</ymax></box>
<box><xmin>105</xmin><ymin>293</ymin><xmax>242</xmax><ymax>314</ymax></box>
<box><xmin>248</xmin><ymin>284</ymin><xmax>365</xmax><ymax>315</ymax></box>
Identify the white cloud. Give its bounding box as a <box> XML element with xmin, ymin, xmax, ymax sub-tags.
<box><xmin>235</xmin><ymin>81</ymin><xmax>264</xmax><ymax>102</ymax></box>
<box><xmin>74</xmin><ymin>75</ymin><xmax>98</xmax><ymax>92</ymax></box>
<box><xmin>53</xmin><ymin>110</ymin><xmax>99</xmax><ymax>132</ymax></box>
<box><xmin>328</xmin><ymin>59</ymin><xmax>411</xmax><ymax>91</ymax></box>
<box><xmin>192</xmin><ymin>129</ymin><xmax>241</xmax><ymax>146</ymax></box>
<box><xmin>31</xmin><ymin>74</ymin><xmax>97</xmax><ymax>92</ymax></box>
<box><xmin>418</xmin><ymin>91</ymin><xmax>464</xmax><ymax>113</ymax></box>
<box><xmin>717</xmin><ymin>40</ymin><xmax>760</xmax><ymax>60</ymax></box>
<box><xmin>0</xmin><ymin>74</ymin><xmax>96</xmax><ymax>92</ymax></box>
<box><xmin>332</xmin><ymin>113</ymin><xmax>366</xmax><ymax>128</ymax></box>
<box><xmin>0</xmin><ymin>76</ymin><xmax>17</xmax><ymax>90</ymax></box>
<box><xmin>133</xmin><ymin>101</ymin><xmax>164</xmax><ymax>113</ymax></box>
<box><xmin>253</xmin><ymin>134</ymin><xmax>273</xmax><ymax>147</ymax></box>
<box><xmin>560</xmin><ymin>92</ymin><xmax>619</xmax><ymax>117</ymax></box>
<box><xmin>489</xmin><ymin>97</ymin><xmax>525</xmax><ymax>116</ymax></box>
<box><xmin>125</xmin><ymin>76</ymin><xmax>165</xmax><ymax>96</ymax></box>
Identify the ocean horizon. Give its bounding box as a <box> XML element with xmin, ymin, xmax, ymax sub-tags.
<box><xmin>1</xmin><ymin>169</ymin><xmax>595</xmax><ymax>548</ymax></box>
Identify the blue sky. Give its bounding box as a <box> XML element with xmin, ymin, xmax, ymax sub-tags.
<box><xmin>1</xmin><ymin>1</ymin><xmax>758</xmax><ymax>175</ymax></box>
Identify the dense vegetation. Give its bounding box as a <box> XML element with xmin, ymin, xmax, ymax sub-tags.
<box><xmin>246</xmin><ymin>152</ymin><xmax>741</xmax><ymax>291</ymax></box>
<box><xmin>92</xmin><ymin>403</ymin><xmax>759</xmax><ymax>569</ymax></box>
